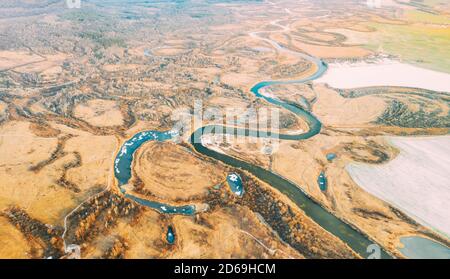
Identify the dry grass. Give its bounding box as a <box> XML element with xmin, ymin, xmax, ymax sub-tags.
<box><xmin>132</xmin><ymin>141</ymin><xmax>226</xmax><ymax>201</ymax></box>
<box><xmin>0</xmin><ymin>216</ymin><xmax>30</xmax><ymax>259</ymax></box>
<box><xmin>74</xmin><ymin>99</ymin><xmax>124</xmax><ymax>127</ymax></box>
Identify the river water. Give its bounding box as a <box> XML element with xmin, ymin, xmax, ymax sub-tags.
<box><xmin>399</xmin><ymin>236</ymin><xmax>450</xmax><ymax>259</ymax></box>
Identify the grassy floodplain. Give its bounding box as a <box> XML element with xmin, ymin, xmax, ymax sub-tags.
<box><xmin>365</xmin><ymin>11</ymin><xmax>450</xmax><ymax>73</ymax></box>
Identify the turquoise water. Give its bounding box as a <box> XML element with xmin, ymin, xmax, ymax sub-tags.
<box><xmin>317</xmin><ymin>172</ymin><xmax>327</xmax><ymax>191</ymax></box>
<box><xmin>326</xmin><ymin>153</ymin><xmax>337</xmax><ymax>162</ymax></box>
<box><xmin>125</xmin><ymin>194</ymin><xmax>195</xmax><ymax>215</ymax></box>
<box><xmin>226</xmin><ymin>173</ymin><xmax>244</xmax><ymax>197</ymax></box>
<box><xmin>114</xmin><ymin>130</ymin><xmax>196</xmax><ymax>215</ymax></box>
<box><xmin>114</xmin><ymin>130</ymin><xmax>174</xmax><ymax>186</ymax></box>
<box><xmin>166</xmin><ymin>226</ymin><xmax>175</xmax><ymax>245</ymax></box>
<box><xmin>399</xmin><ymin>236</ymin><xmax>450</xmax><ymax>259</ymax></box>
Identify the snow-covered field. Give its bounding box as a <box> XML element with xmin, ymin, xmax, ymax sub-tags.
<box><xmin>346</xmin><ymin>136</ymin><xmax>450</xmax><ymax>236</ymax></box>
<box><xmin>316</xmin><ymin>59</ymin><xmax>450</xmax><ymax>92</ymax></box>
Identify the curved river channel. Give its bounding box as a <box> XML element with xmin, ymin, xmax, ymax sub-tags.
<box><xmin>113</xmin><ymin>41</ymin><xmax>393</xmax><ymax>259</ymax></box>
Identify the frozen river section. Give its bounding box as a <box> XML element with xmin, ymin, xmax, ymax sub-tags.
<box><xmin>347</xmin><ymin>136</ymin><xmax>450</xmax><ymax>237</ymax></box>
<box><xmin>315</xmin><ymin>60</ymin><xmax>450</xmax><ymax>92</ymax></box>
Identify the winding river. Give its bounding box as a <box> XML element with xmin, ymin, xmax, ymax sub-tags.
<box><xmin>188</xmin><ymin>63</ymin><xmax>390</xmax><ymax>259</ymax></box>
<box><xmin>113</xmin><ymin>35</ymin><xmax>394</xmax><ymax>258</ymax></box>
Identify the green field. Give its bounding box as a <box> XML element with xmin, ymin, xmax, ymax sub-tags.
<box><xmin>366</xmin><ymin>21</ymin><xmax>450</xmax><ymax>73</ymax></box>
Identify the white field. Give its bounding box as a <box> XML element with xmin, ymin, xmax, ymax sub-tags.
<box><xmin>315</xmin><ymin>60</ymin><xmax>450</xmax><ymax>92</ymax></box>
<box><xmin>346</xmin><ymin>136</ymin><xmax>450</xmax><ymax>237</ymax></box>
<box><xmin>200</xmin><ymin>134</ymin><xmax>226</xmax><ymax>154</ymax></box>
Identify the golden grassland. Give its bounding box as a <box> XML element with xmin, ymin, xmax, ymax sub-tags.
<box><xmin>131</xmin><ymin>141</ymin><xmax>226</xmax><ymax>202</ymax></box>
<box><xmin>0</xmin><ymin>0</ymin><xmax>448</xmax><ymax>258</ymax></box>
<box><xmin>74</xmin><ymin>99</ymin><xmax>124</xmax><ymax>127</ymax></box>
<box><xmin>0</xmin><ymin>216</ymin><xmax>30</xmax><ymax>259</ymax></box>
